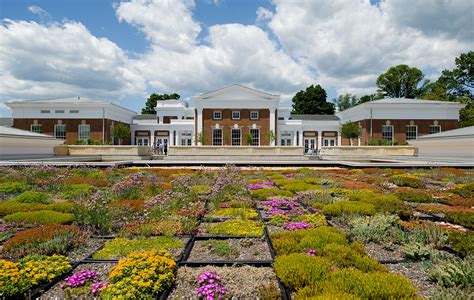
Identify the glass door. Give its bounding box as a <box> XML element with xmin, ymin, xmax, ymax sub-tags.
<box><xmin>137</xmin><ymin>137</ymin><xmax>149</xmax><ymax>146</ymax></box>
<box><xmin>304</xmin><ymin>138</ymin><xmax>316</xmax><ymax>153</ymax></box>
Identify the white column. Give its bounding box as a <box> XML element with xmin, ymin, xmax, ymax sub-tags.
<box><xmin>317</xmin><ymin>131</ymin><xmax>322</xmax><ymax>149</ymax></box>
<box><xmin>293</xmin><ymin>131</ymin><xmax>298</xmax><ymax>146</ymax></box>
<box><xmin>337</xmin><ymin>130</ymin><xmax>342</xmax><ymax>146</ymax></box>
<box><xmin>269</xmin><ymin>109</ymin><xmax>276</xmax><ymax>146</ymax></box>
<box><xmin>131</xmin><ymin>129</ymin><xmax>136</xmax><ymax>145</ymax></box>
<box><xmin>169</xmin><ymin>131</ymin><xmax>173</xmax><ymax>146</ymax></box>
<box><xmin>298</xmin><ymin>131</ymin><xmax>303</xmax><ymax>147</ymax></box>
<box><xmin>197</xmin><ymin>108</ymin><xmax>203</xmax><ymax>146</ymax></box>
<box><xmin>150</xmin><ymin>131</ymin><xmax>155</xmax><ymax>148</ymax></box>
<box><xmin>176</xmin><ymin>130</ymin><xmax>180</xmax><ymax>146</ymax></box>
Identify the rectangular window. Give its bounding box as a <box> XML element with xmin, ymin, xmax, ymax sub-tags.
<box><xmin>250</xmin><ymin>111</ymin><xmax>259</xmax><ymax>120</ymax></box>
<box><xmin>40</xmin><ymin>110</ymin><xmax>50</xmax><ymax>114</ymax></box>
<box><xmin>55</xmin><ymin>110</ymin><xmax>65</xmax><ymax>113</ymax></box>
<box><xmin>231</xmin><ymin>128</ymin><xmax>241</xmax><ymax>146</ymax></box>
<box><xmin>213</xmin><ymin>111</ymin><xmax>222</xmax><ymax>120</ymax></box>
<box><xmin>78</xmin><ymin>124</ymin><xmax>90</xmax><ymax>142</ymax></box>
<box><xmin>212</xmin><ymin>128</ymin><xmax>223</xmax><ymax>146</ymax></box>
<box><xmin>382</xmin><ymin>125</ymin><xmax>394</xmax><ymax>141</ymax></box>
<box><xmin>406</xmin><ymin>125</ymin><xmax>417</xmax><ymax>140</ymax></box>
<box><xmin>54</xmin><ymin>124</ymin><xmax>66</xmax><ymax>139</ymax></box>
<box><xmin>69</xmin><ymin>110</ymin><xmax>79</xmax><ymax>113</ymax></box>
<box><xmin>430</xmin><ymin>125</ymin><xmax>441</xmax><ymax>134</ymax></box>
<box><xmin>30</xmin><ymin>124</ymin><xmax>42</xmax><ymax>133</ymax></box>
<box><xmin>249</xmin><ymin>128</ymin><xmax>260</xmax><ymax>146</ymax></box>
<box><xmin>232</xmin><ymin>111</ymin><xmax>240</xmax><ymax>120</ymax></box>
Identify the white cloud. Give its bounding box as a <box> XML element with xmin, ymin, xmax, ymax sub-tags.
<box><xmin>0</xmin><ymin>19</ymin><xmax>146</xmax><ymax>102</ymax></box>
<box><xmin>268</xmin><ymin>0</ymin><xmax>473</xmax><ymax>96</ymax></box>
<box><xmin>28</xmin><ymin>5</ymin><xmax>50</xmax><ymax>17</ymax></box>
<box><xmin>115</xmin><ymin>0</ymin><xmax>201</xmax><ymax>52</ymax></box>
<box><xmin>256</xmin><ymin>7</ymin><xmax>273</xmax><ymax>23</ymax></box>
<box><xmin>116</xmin><ymin>0</ymin><xmax>314</xmax><ymax>95</ymax></box>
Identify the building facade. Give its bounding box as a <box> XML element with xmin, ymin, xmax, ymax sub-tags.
<box><xmin>6</xmin><ymin>85</ymin><xmax>465</xmax><ymax>152</ymax></box>
<box><xmin>6</xmin><ymin>97</ymin><xmax>136</xmax><ymax>144</ymax></box>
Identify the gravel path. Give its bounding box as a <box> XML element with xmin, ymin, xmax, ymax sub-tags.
<box><xmin>386</xmin><ymin>262</ymin><xmax>435</xmax><ymax>299</ymax></box>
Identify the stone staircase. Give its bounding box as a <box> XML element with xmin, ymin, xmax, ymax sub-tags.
<box><xmin>160</xmin><ymin>154</ymin><xmax>313</xmax><ymax>161</ymax></box>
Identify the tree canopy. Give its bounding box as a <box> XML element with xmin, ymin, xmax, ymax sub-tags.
<box><xmin>334</xmin><ymin>94</ymin><xmax>359</xmax><ymax>111</ymax></box>
<box><xmin>142</xmin><ymin>93</ymin><xmax>181</xmax><ymax>114</ymax></box>
<box><xmin>340</xmin><ymin>121</ymin><xmax>360</xmax><ymax>146</ymax></box>
<box><xmin>112</xmin><ymin>124</ymin><xmax>131</xmax><ymax>145</ymax></box>
<box><xmin>292</xmin><ymin>84</ymin><xmax>335</xmax><ymax>115</ymax></box>
<box><xmin>376</xmin><ymin>64</ymin><xmax>427</xmax><ymax>98</ymax></box>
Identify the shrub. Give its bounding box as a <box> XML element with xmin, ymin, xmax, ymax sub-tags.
<box><xmin>92</xmin><ymin>237</ymin><xmax>183</xmax><ymax>259</ymax></box>
<box><xmin>2</xmin><ymin>224</ymin><xmax>88</xmax><ymax>259</ymax></box>
<box><xmin>320</xmin><ymin>268</ymin><xmax>418</xmax><ymax>299</ymax></box>
<box><xmin>271</xmin><ymin>227</ymin><xmax>347</xmax><ymax>255</ymax></box>
<box><xmin>396</xmin><ymin>190</ymin><xmax>434</xmax><ymax>203</ymax></box>
<box><xmin>390</xmin><ymin>174</ymin><xmax>424</xmax><ymax>188</ymax></box>
<box><xmin>207</xmin><ymin>220</ymin><xmax>264</xmax><ymax>236</ymax></box>
<box><xmin>4</xmin><ymin>210</ymin><xmax>74</xmax><ymax>225</ymax></box>
<box><xmin>446</xmin><ymin>211</ymin><xmax>474</xmax><ymax>229</ymax></box>
<box><xmin>12</xmin><ymin>191</ymin><xmax>50</xmax><ymax>204</ymax></box>
<box><xmin>402</xmin><ymin>242</ymin><xmax>434</xmax><ymax>260</ymax></box>
<box><xmin>274</xmin><ymin>253</ymin><xmax>332</xmax><ymax>291</ymax></box>
<box><xmin>0</xmin><ymin>255</ymin><xmax>71</xmax><ymax>297</ymax></box>
<box><xmin>208</xmin><ymin>208</ymin><xmax>257</xmax><ymax>219</ymax></box>
<box><xmin>102</xmin><ymin>250</ymin><xmax>176</xmax><ymax>298</ymax></box>
<box><xmin>322</xmin><ymin>201</ymin><xmax>375</xmax><ymax>217</ymax></box>
<box><xmin>411</xmin><ymin>222</ymin><xmax>448</xmax><ymax>249</ymax></box>
<box><xmin>62</xmin><ymin>184</ymin><xmax>96</xmax><ymax>200</ymax></box>
<box><xmin>0</xmin><ymin>182</ymin><xmax>28</xmax><ymax>194</ymax></box>
<box><xmin>320</xmin><ymin>243</ymin><xmax>385</xmax><ymax>273</ymax></box>
<box><xmin>448</xmin><ymin>231</ymin><xmax>474</xmax><ymax>257</ymax></box>
<box><xmin>251</xmin><ymin>188</ymin><xmax>293</xmax><ymax>200</ymax></box>
<box><xmin>348</xmin><ymin>214</ymin><xmax>400</xmax><ymax>244</ymax></box>
<box><xmin>0</xmin><ymin>201</ymin><xmax>73</xmax><ymax>216</ymax></box>
<box><xmin>429</xmin><ymin>256</ymin><xmax>473</xmax><ymax>289</ymax></box>
<box><xmin>450</xmin><ymin>183</ymin><xmax>474</xmax><ymax>198</ymax></box>
<box><xmin>294</xmin><ymin>213</ymin><xmax>327</xmax><ymax>228</ymax></box>
<box><xmin>431</xmin><ymin>287</ymin><xmax>474</xmax><ymax>300</ymax></box>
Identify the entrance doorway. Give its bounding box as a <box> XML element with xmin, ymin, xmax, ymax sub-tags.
<box><xmin>323</xmin><ymin>138</ymin><xmax>336</xmax><ymax>147</ymax></box>
<box><xmin>304</xmin><ymin>138</ymin><xmax>316</xmax><ymax>154</ymax></box>
<box><xmin>136</xmin><ymin>137</ymin><xmax>149</xmax><ymax>146</ymax></box>
<box><xmin>156</xmin><ymin>137</ymin><xmax>168</xmax><ymax>155</ymax></box>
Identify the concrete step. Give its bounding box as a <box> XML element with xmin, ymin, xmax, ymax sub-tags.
<box><xmin>163</xmin><ymin>155</ymin><xmax>311</xmax><ymax>161</ymax></box>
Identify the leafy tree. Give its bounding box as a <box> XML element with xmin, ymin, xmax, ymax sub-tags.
<box><xmin>340</xmin><ymin>121</ymin><xmax>360</xmax><ymax>146</ymax></box>
<box><xmin>112</xmin><ymin>124</ymin><xmax>131</xmax><ymax>145</ymax></box>
<box><xmin>376</xmin><ymin>64</ymin><xmax>428</xmax><ymax>98</ymax></box>
<box><xmin>459</xmin><ymin>100</ymin><xmax>474</xmax><ymax>128</ymax></box>
<box><xmin>334</xmin><ymin>94</ymin><xmax>359</xmax><ymax>111</ymax></box>
<box><xmin>437</xmin><ymin>51</ymin><xmax>473</xmax><ymax>100</ymax></box>
<box><xmin>292</xmin><ymin>84</ymin><xmax>335</xmax><ymax>115</ymax></box>
<box><xmin>141</xmin><ymin>93</ymin><xmax>180</xmax><ymax>114</ymax></box>
<box><xmin>359</xmin><ymin>93</ymin><xmax>384</xmax><ymax>104</ymax></box>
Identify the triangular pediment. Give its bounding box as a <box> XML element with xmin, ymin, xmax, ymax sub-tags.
<box><xmin>199</xmin><ymin>84</ymin><xmax>277</xmax><ymax>101</ymax></box>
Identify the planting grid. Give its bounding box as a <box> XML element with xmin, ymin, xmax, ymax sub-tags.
<box><xmin>0</xmin><ymin>166</ymin><xmax>472</xmax><ymax>299</ymax></box>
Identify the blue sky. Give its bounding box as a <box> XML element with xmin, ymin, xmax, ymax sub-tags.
<box><xmin>0</xmin><ymin>0</ymin><xmax>471</xmax><ymax>115</ymax></box>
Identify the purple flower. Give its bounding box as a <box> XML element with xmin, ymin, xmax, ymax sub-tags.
<box><xmin>283</xmin><ymin>221</ymin><xmax>311</xmax><ymax>231</ymax></box>
<box><xmin>195</xmin><ymin>271</ymin><xmax>230</xmax><ymax>300</ymax></box>
<box><xmin>63</xmin><ymin>269</ymin><xmax>98</xmax><ymax>288</ymax></box>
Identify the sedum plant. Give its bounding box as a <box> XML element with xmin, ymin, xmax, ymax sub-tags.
<box><xmin>348</xmin><ymin>213</ymin><xmax>400</xmax><ymax>244</ymax></box>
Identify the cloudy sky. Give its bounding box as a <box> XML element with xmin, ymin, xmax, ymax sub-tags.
<box><xmin>0</xmin><ymin>0</ymin><xmax>472</xmax><ymax>116</ymax></box>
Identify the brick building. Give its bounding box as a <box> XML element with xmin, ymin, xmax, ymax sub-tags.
<box><xmin>6</xmin><ymin>97</ymin><xmax>136</xmax><ymax>144</ymax></box>
<box><xmin>7</xmin><ymin>85</ymin><xmax>465</xmax><ymax>153</ymax></box>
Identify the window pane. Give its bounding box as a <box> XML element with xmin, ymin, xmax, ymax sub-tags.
<box><xmin>406</xmin><ymin>125</ymin><xmax>417</xmax><ymax>140</ymax></box>
<box><xmin>382</xmin><ymin>125</ymin><xmax>393</xmax><ymax>141</ymax></box>
<box><xmin>231</xmin><ymin>129</ymin><xmax>241</xmax><ymax>146</ymax></box>
<box><xmin>78</xmin><ymin>124</ymin><xmax>90</xmax><ymax>141</ymax></box>
<box><xmin>430</xmin><ymin>125</ymin><xmax>441</xmax><ymax>134</ymax></box>
<box><xmin>213</xmin><ymin>129</ymin><xmax>222</xmax><ymax>146</ymax></box>
<box><xmin>31</xmin><ymin>124</ymin><xmax>42</xmax><ymax>133</ymax></box>
<box><xmin>54</xmin><ymin>125</ymin><xmax>66</xmax><ymax>139</ymax></box>
<box><xmin>250</xmin><ymin>111</ymin><xmax>259</xmax><ymax>120</ymax></box>
<box><xmin>250</xmin><ymin>128</ymin><xmax>259</xmax><ymax>146</ymax></box>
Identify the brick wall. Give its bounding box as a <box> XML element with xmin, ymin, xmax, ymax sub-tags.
<box><xmin>12</xmin><ymin>118</ymin><xmax>131</xmax><ymax>144</ymax></box>
<box><xmin>356</xmin><ymin>119</ymin><xmax>459</xmax><ymax>145</ymax></box>
<box><xmin>202</xmin><ymin>109</ymin><xmax>270</xmax><ymax>145</ymax></box>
